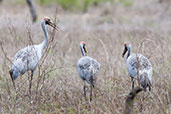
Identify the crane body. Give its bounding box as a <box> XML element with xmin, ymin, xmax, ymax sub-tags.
<box><xmin>77</xmin><ymin>41</ymin><xmax>100</xmax><ymax>101</ymax></box>
<box><xmin>9</xmin><ymin>17</ymin><xmax>58</xmax><ymax>98</ymax></box>
<box><xmin>122</xmin><ymin>43</ymin><xmax>152</xmax><ymax>91</ymax></box>
<box><xmin>10</xmin><ymin>45</ymin><xmax>42</xmax><ymax>80</ymax></box>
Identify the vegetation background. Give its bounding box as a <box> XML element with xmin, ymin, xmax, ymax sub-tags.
<box><xmin>0</xmin><ymin>0</ymin><xmax>171</xmax><ymax>113</ymax></box>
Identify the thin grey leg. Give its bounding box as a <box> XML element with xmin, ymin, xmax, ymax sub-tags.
<box><xmin>83</xmin><ymin>81</ymin><xmax>86</xmax><ymax>97</ymax></box>
<box><xmin>148</xmin><ymin>86</ymin><xmax>151</xmax><ymax>91</ymax></box>
<box><xmin>131</xmin><ymin>77</ymin><xmax>134</xmax><ymax>89</ymax></box>
<box><xmin>29</xmin><ymin>71</ymin><xmax>34</xmax><ymax>101</ymax></box>
<box><xmin>90</xmin><ymin>85</ymin><xmax>93</xmax><ymax>102</ymax></box>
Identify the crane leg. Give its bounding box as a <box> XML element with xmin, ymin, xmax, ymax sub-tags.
<box><xmin>90</xmin><ymin>85</ymin><xmax>93</xmax><ymax>102</ymax></box>
<box><xmin>148</xmin><ymin>86</ymin><xmax>151</xmax><ymax>91</ymax></box>
<box><xmin>83</xmin><ymin>81</ymin><xmax>86</xmax><ymax>97</ymax></box>
<box><xmin>131</xmin><ymin>77</ymin><xmax>134</xmax><ymax>89</ymax></box>
<box><xmin>29</xmin><ymin>71</ymin><xmax>33</xmax><ymax>101</ymax></box>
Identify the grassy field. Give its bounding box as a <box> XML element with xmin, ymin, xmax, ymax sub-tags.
<box><xmin>0</xmin><ymin>0</ymin><xmax>171</xmax><ymax>113</ymax></box>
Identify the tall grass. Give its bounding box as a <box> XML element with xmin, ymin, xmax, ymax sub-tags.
<box><xmin>0</xmin><ymin>0</ymin><xmax>171</xmax><ymax>113</ymax></box>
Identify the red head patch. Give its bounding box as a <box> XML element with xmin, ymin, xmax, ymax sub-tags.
<box><xmin>124</xmin><ymin>42</ymin><xmax>129</xmax><ymax>45</ymax></box>
<box><xmin>80</xmin><ymin>41</ymin><xmax>86</xmax><ymax>45</ymax></box>
<box><xmin>43</xmin><ymin>17</ymin><xmax>47</xmax><ymax>21</ymax></box>
<box><xmin>43</xmin><ymin>17</ymin><xmax>50</xmax><ymax>21</ymax></box>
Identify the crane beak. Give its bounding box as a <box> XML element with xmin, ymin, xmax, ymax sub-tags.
<box><xmin>48</xmin><ymin>21</ymin><xmax>60</xmax><ymax>31</ymax></box>
<box><xmin>122</xmin><ymin>47</ymin><xmax>127</xmax><ymax>58</ymax></box>
<box><xmin>83</xmin><ymin>45</ymin><xmax>87</xmax><ymax>53</ymax></box>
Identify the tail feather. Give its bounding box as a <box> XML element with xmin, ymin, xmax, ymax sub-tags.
<box><xmin>90</xmin><ymin>67</ymin><xmax>96</xmax><ymax>87</ymax></box>
<box><xmin>9</xmin><ymin>69</ymin><xmax>16</xmax><ymax>89</ymax></box>
<box><xmin>140</xmin><ymin>72</ymin><xmax>152</xmax><ymax>91</ymax></box>
<box><xmin>9</xmin><ymin>69</ymin><xmax>13</xmax><ymax>80</ymax></box>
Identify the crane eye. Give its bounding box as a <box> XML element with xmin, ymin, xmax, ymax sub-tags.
<box><xmin>45</xmin><ymin>20</ymin><xmax>49</xmax><ymax>24</ymax></box>
<box><xmin>45</xmin><ymin>19</ymin><xmax>50</xmax><ymax>24</ymax></box>
<box><xmin>124</xmin><ymin>44</ymin><xmax>127</xmax><ymax>47</ymax></box>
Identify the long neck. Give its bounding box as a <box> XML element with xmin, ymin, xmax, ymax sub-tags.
<box><xmin>80</xmin><ymin>46</ymin><xmax>86</xmax><ymax>56</ymax></box>
<box><xmin>40</xmin><ymin>21</ymin><xmax>48</xmax><ymax>51</ymax></box>
<box><xmin>126</xmin><ymin>47</ymin><xmax>131</xmax><ymax>59</ymax></box>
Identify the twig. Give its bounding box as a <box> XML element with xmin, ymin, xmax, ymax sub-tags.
<box><xmin>98</xmin><ymin>39</ymin><xmax>109</xmax><ymax>63</ymax></box>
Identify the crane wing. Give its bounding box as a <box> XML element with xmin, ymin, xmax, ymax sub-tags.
<box><xmin>13</xmin><ymin>45</ymin><xmax>40</xmax><ymax>73</ymax></box>
<box><xmin>127</xmin><ymin>54</ymin><xmax>152</xmax><ymax>71</ymax></box>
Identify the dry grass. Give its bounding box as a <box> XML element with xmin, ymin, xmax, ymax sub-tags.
<box><xmin>0</xmin><ymin>0</ymin><xmax>171</xmax><ymax>113</ymax></box>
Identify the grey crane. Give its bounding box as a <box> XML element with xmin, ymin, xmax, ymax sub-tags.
<box><xmin>77</xmin><ymin>41</ymin><xmax>101</xmax><ymax>101</ymax></box>
<box><xmin>9</xmin><ymin>17</ymin><xmax>58</xmax><ymax>97</ymax></box>
<box><xmin>122</xmin><ymin>42</ymin><xmax>152</xmax><ymax>91</ymax></box>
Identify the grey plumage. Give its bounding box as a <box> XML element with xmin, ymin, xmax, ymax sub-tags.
<box><xmin>11</xmin><ymin>45</ymin><xmax>41</xmax><ymax>80</ymax></box>
<box><xmin>77</xmin><ymin>41</ymin><xmax>101</xmax><ymax>101</ymax></box>
<box><xmin>9</xmin><ymin>17</ymin><xmax>58</xmax><ymax>98</ymax></box>
<box><xmin>122</xmin><ymin>43</ymin><xmax>152</xmax><ymax>91</ymax></box>
<box><xmin>77</xmin><ymin>56</ymin><xmax>100</xmax><ymax>86</ymax></box>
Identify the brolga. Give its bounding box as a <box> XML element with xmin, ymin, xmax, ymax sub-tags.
<box><xmin>9</xmin><ymin>17</ymin><xmax>58</xmax><ymax>98</ymax></box>
<box><xmin>77</xmin><ymin>41</ymin><xmax>101</xmax><ymax>101</ymax></box>
<box><xmin>122</xmin><ymin>42</ymin><xmax>153</xmax><ymax>91</ymax></box>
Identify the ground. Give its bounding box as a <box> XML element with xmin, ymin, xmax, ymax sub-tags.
<box><xmin>0</xmin><ymin>0</ymin><xmax>171</xmax><ymax>113</ymax></box>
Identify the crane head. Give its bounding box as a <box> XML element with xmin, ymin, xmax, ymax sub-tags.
<box><xmin>43</xmin><ymin>17</ymin><xmax>59</xmax><ymax>31</ymax></box>
<box><xmin>80</xmin><ymin>41</ymin><xmax>87</xmax><ymax>53</ymax></box>
<box><xmin>80</xmin><ymin>41</ymin><xmax>86</xmax><ymax>46</ymax></box>
<box><xmin>124</xmin><ymin>42</ymin><xmax>129</xmax><ymax>46</ymax></box>
<box><xmin>122</xmin><ymin>42</ymin><xmax>129</xmax><ymax>58</ymax></box>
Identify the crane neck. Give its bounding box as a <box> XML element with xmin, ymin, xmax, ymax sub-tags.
<box><xmin>80</xmin><ymin>45</ymin><xmax>86</xmax><ymax>56</ymax></box>
<box><xmin>40</xmin><ymin>20</ymin><xmax>48</xmax><ymax>51</ymax></box>
<box><xmin>126</xmin><ymin>47</ymin><xmax>131</xmax><ymax>59</ymax></box>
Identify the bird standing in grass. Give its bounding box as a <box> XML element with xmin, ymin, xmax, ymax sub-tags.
<box><xmin>122</xmin><ymin>42</ymin><xmax>152</xmax><ymax>91</ymax></box>
<box><xmin>9</xmin><ymin>17</ymin><xmax>58</xmax><ymax>98</ymax></box>
<box><xmin>77</xmin><ymin>41</ymin><xmax>101</xmax><ymax>101</ymax></box>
